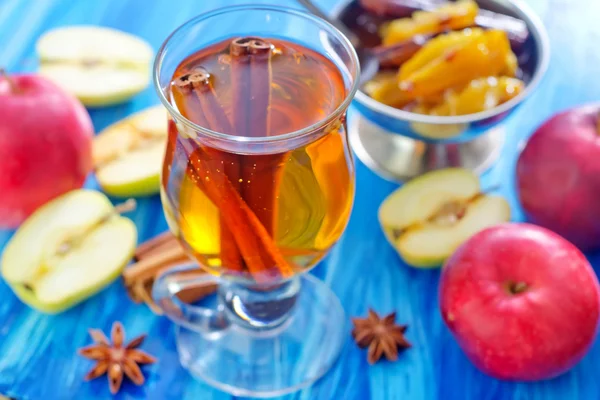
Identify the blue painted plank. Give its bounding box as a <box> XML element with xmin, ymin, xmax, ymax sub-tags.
<box><xmin>1</xmin><ymin>0</ymin><xmax>600</xmax><ymax>399</ymax></box>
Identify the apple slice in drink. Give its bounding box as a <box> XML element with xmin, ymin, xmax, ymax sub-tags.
<box><xmin>36</xmin><ymin>26</ymin><xmax>153</xmax><ymax>107</ymax></box>
<box><xmin>94</xmin><ymin>106</ymin><xmax>168</xmax><ymax>197</ymax></box>
<box><xmin>1</xmin><ymin>190</ymin><xmax>137</xmax><ymax>313</ymax></box>
<box><xmin>379</xmin><ymin>168</ymin><xmax>510</xmax><ymax>267</ymax></box>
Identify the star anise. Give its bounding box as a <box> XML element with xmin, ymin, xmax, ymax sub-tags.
<box><xmin>79</xmin><ymin>321</ymin><xmax>157</xmax><ymax>394</ymax></box>
<box><xmin>351</xmin><ymin>309</ymin><xmax>411</xmax><ymax>364</ymax></box>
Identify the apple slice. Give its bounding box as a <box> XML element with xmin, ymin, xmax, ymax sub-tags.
<box><xmin>36</xmin><ymin>26</ymin><xmax>153</xmax><ymax>107</ymax></box>
<box><xmin>1</xmin><ymin>190</ymin><xmax>137</xmax><ymax>313</ymax></box>
<box><xmin>94</xmin><ymin>106</ymin><xmax>168</xmax><ymax>197</ymax></box>
<box><xmin>379</xmin><ymin>168</ymin><xmax>510</xmax><ymax>267</ymax></box>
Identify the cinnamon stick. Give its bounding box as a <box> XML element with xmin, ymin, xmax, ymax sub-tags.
<box><xmin>177</xmin><ymin>284</ymin><xmax>218</xmax><ymax>304</ymax></box>
<box><xmin>134</xmin><ymin>231</ymin><xmax>174</xmax><ymax>261</ymax></box>
<box><xmin>174</xmin><ymin>69</ymin><xmax>245</xmax><ymax>273</ymax></box>
<box><xmin>163</xmin><ymin>267</ymin><xmax>219</xmax><ymax>303</ymax></box>
<box><xmin>247</xmin><ymin>39</ymin><xmax>273</xmax><ymax>138</ymax></box>
<box><xmin>174</xmin><ymin>62</ymin><xmax>295</xmax><ymax>282</ymax></box>
<box><xmin>230</xmin><ymin>38</ymin><xmax>253</xmax><ymax>138</ymax></box>
<box><xmin>133</xmin><ymin>280</ymin><xmax>164</xmax><ymax>315</ymax></box>
<box><xmin>225</xmin><ymin>39</ymin><xmax>253</xmax><ymax>273</ymax></box>
<box><xmin>123</xmin><ymin>244</ymin><xmax>190</xmax><ymax>286</ymax></box>
<box><xmin>125</xmin><ymin>235</ymin><xmax>219</xmax><ymax>314</ymax></box>
<box><xmin>137</xmin><ymin>236</ymin><xmax>184</xmax><ymax>262</ymax></box>
<box><xmin>229</xmin><ymin>38</ymin><xmax>292</xmax><ymax>279</ymax></box>
<box><xmin>231</xmin><ymin>38</ymin><xmax>289</xmax><ymax>238</ymax></box>
<box><xmin>187</xmin><ymin>147</ymin><xmax>295</xmax><ymax>281</ymax></box>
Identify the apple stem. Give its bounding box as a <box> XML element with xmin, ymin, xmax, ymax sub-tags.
<box><xmin>508</xmin><ymin>281</ymin><xmax>528</xmax><ymax>295</ymax></box>
<box><xmin>0</xmin><ymin>68</ymin><xmax>20</xmax><ymax>94</ymax></box>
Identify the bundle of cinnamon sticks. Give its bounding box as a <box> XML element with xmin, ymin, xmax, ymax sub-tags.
<box><xmin>170</xmin><ymin>37</ymin><xmax>295</xmax><ymax>283</ymax></box>
<box><xmin>124</xmin><ymin>37</ymin><xmax>301</xmax><ymax>313</ymax></box>
<box><xmin>122</xmin><ymin>231</ymin><xmax>217</xmax><ymax>315</ymax></box>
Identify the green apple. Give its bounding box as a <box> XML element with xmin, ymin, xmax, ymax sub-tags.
<box><xmin>379</xmin><ymin>168</ymin><xmax>510</xmax><ymax>268</ymax></box>
<box><xmin>94</xmin><ymin>106</ymin><xmax>168</xmax><ymax>197</ymax></box>
<box><xmin>36</xmin><ymin>26</ymin><xmax>153</xmax><ymax>107</ymax></box>
<box><xmin>1</xmin><ymin>190</ymin><xmax>137</xmax><ymax>313</ymax></box>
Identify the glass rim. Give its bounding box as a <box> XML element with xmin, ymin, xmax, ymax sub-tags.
<box><xmin>153</xmin><ymin>4</ymin><xmax>361</xmax><ymax>144</ymax></box>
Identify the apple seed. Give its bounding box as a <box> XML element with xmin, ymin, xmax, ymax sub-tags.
<box><xmin>429</xmin><ymin>200</ymin><xmax>468</xmax><ymax>226</ymax></box>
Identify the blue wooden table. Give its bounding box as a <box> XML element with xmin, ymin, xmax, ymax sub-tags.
<box><xmin>2</xmin><ymin>0</ymin><xmax>600</xmax><ymax>399</ymax></box>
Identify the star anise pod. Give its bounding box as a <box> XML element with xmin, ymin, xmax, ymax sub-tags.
<box><xmin>351</xmin><ymin>309</ymin><xmax>411</xmax><ymax>364</ymax></box>
<box><xmin>79</xmin><ymin>321</ymin><xmax>157</xmax><ymax>394</ymax></box>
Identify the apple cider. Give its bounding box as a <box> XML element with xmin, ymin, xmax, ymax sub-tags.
<box><xmin>161</xmin><ymin>37</ymin><xmax>354</xmax><ymax>283</ymax></box>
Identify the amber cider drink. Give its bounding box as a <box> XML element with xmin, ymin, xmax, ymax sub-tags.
<box><xmin>162</xmin><ymin>37</ymin><xmax>354</xmax><ymax>284</ymax></box>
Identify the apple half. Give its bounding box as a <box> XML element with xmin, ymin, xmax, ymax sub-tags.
<box><xmin>1</xmin><ymin>190</ymin><xmax>137</xmax><ymax>313</ymax></box>
<box><xmin>37</xmin><ymin>26</ymin><xmax>153</xmax><ymax>107</ymax></box>
<box><xmin>379</xmin><ymin>168</ymin><xmax>510</xmax><ymax>268</ymax></box>
<box><xmin>94</xmin><ymin>106</ymin><xmax>168</xmax><ymax>197</ymax></box>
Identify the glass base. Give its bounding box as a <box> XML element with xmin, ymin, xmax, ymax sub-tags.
<box><xmin>175</xmin><ymin>274</ymin><xmax>345</xmax><ymax>398</ymax></box>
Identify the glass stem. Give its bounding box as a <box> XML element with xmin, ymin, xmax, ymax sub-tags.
<box><xmin>219</xmin><ymin>277</ymin><xmax>301</xmax><ymax>331</ymax></box>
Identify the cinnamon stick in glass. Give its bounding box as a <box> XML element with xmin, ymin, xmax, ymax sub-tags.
<box><xmin>185</xmin><ymin>147</ymin><xmax>294</xmax><ymax>280</ymax></box>
<box><xmin>229</xmin><ymin>38</ymin><xmax>291</xmax><ymax>275</ymax></box>
<box><xmin>173</xmin><ymin>62</ymin><xmax>294</xmax><ymax>282</ymax></box>
<box><xmin>230</xmin><ymin>37</ymin><xmax>287</xmax><ymax>237</ymax></box>
<box><xmin>173</xmin><ymin>69</ymin><xmax>244</xmax><ymax>273</ymax></box>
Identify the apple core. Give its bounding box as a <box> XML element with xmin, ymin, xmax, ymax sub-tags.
<box><xmin>430</xmin><ymin>200</ymin><xmax>468</xmax><ymax>226</ymax></box>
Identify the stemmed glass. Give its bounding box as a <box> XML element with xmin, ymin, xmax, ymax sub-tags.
<box><xmin>152</xmin><ymin>5</ymin><xmax>359</xmax><ymax>397</ymax></box>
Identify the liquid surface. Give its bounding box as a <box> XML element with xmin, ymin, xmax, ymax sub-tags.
<box><xmin>162</xmin><ymin>37</ymin><xmax>354</xmax><ymax>284</ymax></box>
<box><xmin>171</xmin><ymin>38</ymin><xmax>347</xmax><ymax>137</ymax></box>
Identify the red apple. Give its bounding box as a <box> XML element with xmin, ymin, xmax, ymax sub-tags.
<box><xmin>516</xmin><ymin>105</ymin><xmax>600</xmax><ymax>251</ymax></box>
<box><xmin>440</xmin><ymin>223</ymin><xmax>600</xmax><ymax>381</ymax></box>
<box><xmin>0</xmin><ymin>71</ymin><xmax>93</xmax><ymax>228</ymax></box>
